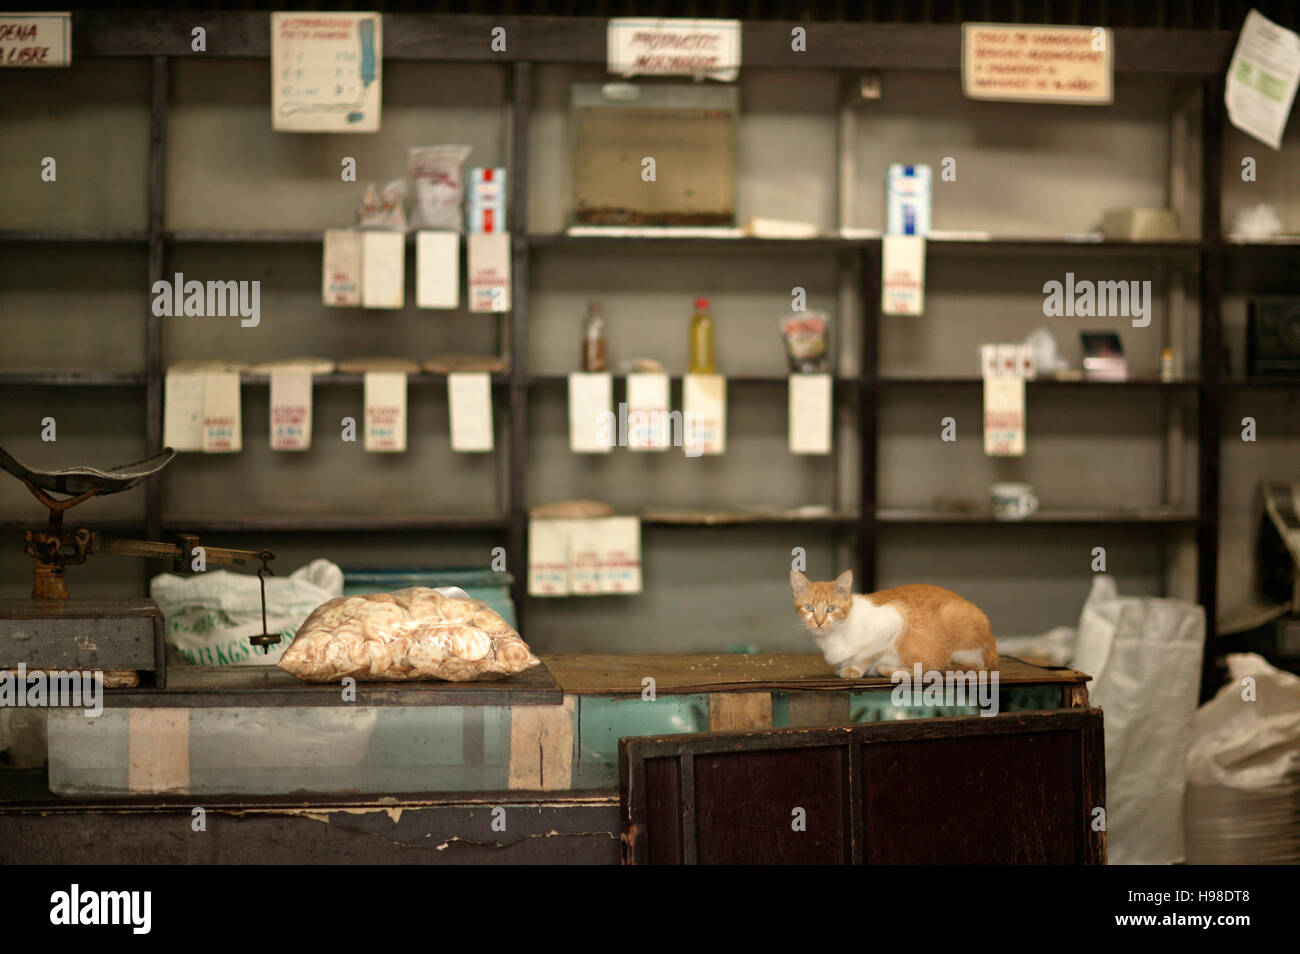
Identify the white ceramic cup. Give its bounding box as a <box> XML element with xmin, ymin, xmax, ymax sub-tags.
<box><xmin>991</xmin><ymin>483</ymin><xmax>1038</xmax><ymax>520</ymax></box>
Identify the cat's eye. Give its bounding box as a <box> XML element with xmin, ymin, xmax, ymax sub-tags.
<box><xmin>803</xmin><ymin>604</ymin><xmax>814</xmax><ymax>612</ymax></box>
<box><xmin>827</xmin><ymin>605</ymin><xmax>837</xmax><ymax>612</ymax></box>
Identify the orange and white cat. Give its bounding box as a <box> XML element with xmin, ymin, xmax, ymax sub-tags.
<box><xmin>791</xmin><ymin>569</ymin><xmax>997</xmax><ymax>677</ymax></box>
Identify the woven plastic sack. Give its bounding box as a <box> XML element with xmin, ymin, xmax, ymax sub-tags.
<box><xmin>279</xmin><ymin>587</ymin><xmax>539</xmax><ymax>683</ymax></box>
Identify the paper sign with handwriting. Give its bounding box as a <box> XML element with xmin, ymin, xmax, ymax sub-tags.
<box><xmin>163</xmin><ymin>372</ymin><xmax>205</xmax><ymax>452</ymax></box>
<box><xmin>272</xmin><ymin>12</ymin><xmax>381</xmax><ymax>132</ymax></box>
<box><xmin>202</xmin><ymin>372</ymin><xmax>242</xmax><ymax>453</ymax></box>
<box><xmin>361</xmin><ymin>230</ymin><xmax>404</xmax><ymax>309</ymax></box>
<box><xmin>882</xmin><ymin>235</ymin><xmax>925</xmax><ymax>316</ymax></box>
<box><xmin>270</xmin><ymin>370</ymin><xmax>312</xmax><ymax>451</ymax></box>
<box><xmin>984</xmin><ymin>375</ymin><xmax>1025</xmax><ymax>457</ymax></box>
<box><xmin>323</xmin><ymin>229</ymin><xmax>362</xmax><ymax>306</ymax></box>
<box><xmin>364</xmin><ymin>371</ymin><xmax>406</xmax><ymax>452</ymax></box>
<box><xmin>683</xmin><ymin>374</ymin><xmax>726</xmax><ymax>456</ymax></box>
<box><xmin>0</xmin><ymin>12</ymin><xmax>70</xmax><ymax>67</ymax></box>
<box><xmin>963</xmin><ymin>23</ymin><xmax>1113</xmax><ymax>104</ymax></box>
<box><xmin>607</xmin><ymin>18</ymin><xmax>741</xmax><ymax>81</ymax></box>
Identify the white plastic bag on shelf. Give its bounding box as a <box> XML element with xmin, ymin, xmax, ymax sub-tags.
<box><xmin>151</xmin><ymin>559</ymin><xmax>344</xmax><ymax>667</ymax></box>
<box><xmin>1185</xmin><ymin>653</ymin><xmax>1300</xmax><ymax>863</ymax></box>
<box><xmin>1070</xmin><ymin>575</ymin><xmax>1204</xmax><ymax>865</ymax></box>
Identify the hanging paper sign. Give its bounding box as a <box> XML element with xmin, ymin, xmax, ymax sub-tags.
<box><xmin>0</xmin><ymin>12</ymin><xmax>70</xmax><ymax>67</ymax></box>
<box><xmin>270</xmin><ymin>370</ymin><xmax>313</xmax><ymax>451</ymax></box>
<box><xmin>962</xmin><ymin>23</ymin><xmax>1113</xmax><ymax>105</ymax></box>
<box><xmin>272</xmin><ymin>12</ymin><xmax>382</xmax><ymax>132</ymax></box>
<box><xmin>1224</xmin><ymin>10</ymin><xmax>1300</xmax><ymax>151</ymax></box>
<box><xmin>607</xmin><ymin>18</ymin><xmax>741</xmax><ymax>82</ymax></box>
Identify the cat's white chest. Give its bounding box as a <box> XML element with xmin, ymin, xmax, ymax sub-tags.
<box><xmin>814</xmin><ymin>596</ymin><xmax>905</xmax><ymax>669</ymax></box>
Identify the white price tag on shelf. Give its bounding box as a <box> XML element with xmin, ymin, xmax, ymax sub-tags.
<box><xmin>882</xmin><ymin>234</ymin><xmax>925</xmax><ymax>316</ymax></box>
<box><xmin>682</xmin><ymin>374</ymin><xmax>726</xmax><ymax>456</ymax></box>
<box><xmin>468</xmin><ymin>232</ymin><xmax>511</xmax><ymax>313</ymax></box>
<box><xmin>447</xmin><ymin>371</ymin><xmax>493</xmax><ymax>453</ymax></box>
<box><xmin>361</xmin><ymin>230</ymin><xmax>404</xmax><ymax>309</ymax></box>
<box><xmin>984</xmin><ymin>374</ymin><xmax>1025</xmax><ymax>457</ymax></box>
<box><xmin>323</xmin><ymin>229</ymin><xmax>362</xmax><ymax>306</ymax></box>
<box><xmin>568</xmin><ymin>372</ymin><xmax>614</xmax><ymax>454</ymax></box>
<box><xmin>270</xmin><ymin>370</ymin><xmax>312</xmax><ymax>451</ymax></box>
<box><xmin>528</xmin><ymin>518</ymin><xmax>571</xmax><ymax>597</ymax></box>
<box><xmin>416</xmin><ymin>230</ymin><xmax>460</xmax><ymax>309</ymax></box>
<box><xmin>789</xmin><ymin>373</ymin><xmax>832</xmax><ymax>455</ymax></box>
<box><xmin>569</xmin><ymin>519</ymin><xmax>605</xmax><ymax>595</ymax></box>
<box><xmin>163</xmin><ymin>371</ymin><xmax>205</xmax><ymax>452</ymax></box>
<box><xmin>201</xmin><ymin>372</ymin><xmax>242</xmax><ymax>453</ymax></box>
<box><xmin>626</xmin><ymin>372</ymin><xmax>671</xmax><ymax>451</ymax></box>
<box><xmin>363</xmin><ymin>371</ymin><xmax>406</xmax><ymax>452</ymax></box>
<box><xmin>600</xmin><ymin>516</ymin><xmax>642</xmax><ymax>594</ymax></box>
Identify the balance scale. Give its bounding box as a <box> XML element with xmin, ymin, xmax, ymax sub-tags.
<box><xmin>0</xmin><ymin>446</ymin><xmax>277</xmax><ymax>688</ymax></box>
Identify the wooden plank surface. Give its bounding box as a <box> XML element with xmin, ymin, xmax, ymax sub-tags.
<box><xmin>99</xmin><ymin>661</ymin><xmax>562</xmax><ymax>708</ymax></box>
<box><xmin>508</xmin><ymin>696</ymin><xmax>576</xmax><ymax>791</ymax></box>
<box><xmin>708</xmin><ymin>692</ymin><xmax>773</xmax><ymax>731</ymax></box>
<box><xmin>542</xmin><ymin>653</ymin><xmax>1089</xmax><ymax>696</ymax></box>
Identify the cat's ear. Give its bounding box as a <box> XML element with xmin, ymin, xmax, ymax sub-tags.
<box><xmin>833</xmin><ymin>570</ymin><xmax>853</xmax><ymax>598</ymax></box>
<box><xmin>790</xmin><ymin>569</ymin><xmax>810</xmax><ymax>594</ymax></box>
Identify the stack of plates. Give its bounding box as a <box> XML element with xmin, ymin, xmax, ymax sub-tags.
<box><xmin>1185</xmin><ymin>772</ymin><xmax>1300</xmax><ymax>864</ymax></box>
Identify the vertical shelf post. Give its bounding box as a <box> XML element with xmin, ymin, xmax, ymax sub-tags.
<box><xmin>1198</xmin><ymin>74</ymin><xmax>1224</xmax><ymax>700</ymax></box>
<box><xmin>858</xmin><ymin>242</ymin><xmax>880</xmax><ymax>592</ymax></box>
<box><xmin>509</xmin><ymin>61</ymin><xmax>532</xmax><ymax>634</ymax></box>
<box><xmin>145</xmin><ymin>55</ymin><xmax>168</xmax><ymax>589</ymax></box>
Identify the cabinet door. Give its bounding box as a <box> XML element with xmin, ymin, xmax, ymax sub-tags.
<box><xmin>620</xmin><ymin>709</ymin><xmax>1105</xmax><ymax>865</ymax></box>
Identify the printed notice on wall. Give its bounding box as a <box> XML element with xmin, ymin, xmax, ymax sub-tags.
<box><xmin>272</xmin><ymin>12</ymin><xmax>382</xmax><ymax>132</ymax></box>
<box><xmin>962</xmin><ymin>23</ymin><xmax>1113</xmax><ymax>105</ymax></box>
<box><xmin>1225</xmin><ymin>9</ymin><xmax>1300</xmax><ymax>151</ymax></box>
<box><xmin>0</xmin><ymin>12</ymin><xmax>70</xmax><ymax>67</ymax></box>
<box><xmin>984</xmin><ymin>375</ymin><xmax>1025</xmax><ymax>457</ymax></box>
<box><xmin>607</xmin><ymin>18</ymin><xmax>741</xmax><ymax>82</ymax></box>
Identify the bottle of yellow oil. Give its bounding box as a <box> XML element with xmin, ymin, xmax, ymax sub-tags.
<box><xmin>688</xmin><ymin>297</ymin><xmax>715</xmax><ymax>373</ymax></box>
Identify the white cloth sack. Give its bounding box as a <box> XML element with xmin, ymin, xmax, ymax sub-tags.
<box><xmin>151</xmin><ymin>559</ymin><xmax>343</xmax><ymax>666</ymax></box>
<box><xmin>1070</xmin><ymin>575</ymin><xmax>1204</xmax><ymax>865</ymax></box>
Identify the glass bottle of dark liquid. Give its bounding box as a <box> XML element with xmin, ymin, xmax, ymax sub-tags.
<box><xmin>581</xmin><ymin>301</ymin><xmax>607</xmax><ymax>372</ymax></box>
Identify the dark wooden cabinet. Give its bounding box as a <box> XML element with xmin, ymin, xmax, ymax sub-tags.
<box><xmin>621</xmin><ymin>709</ymin><xmax>1106</xmax><ymax>864</ymax></box>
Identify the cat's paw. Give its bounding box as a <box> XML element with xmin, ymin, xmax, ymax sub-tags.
<box><xmin>836</xmin><ymin>664</ymin><xmax>864</xmax><ymax>679</ymax></box>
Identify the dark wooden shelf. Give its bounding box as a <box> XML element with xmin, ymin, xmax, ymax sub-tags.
<box><xmin>237</xmin><ymin>372</ymin><xmax>509</xmax><ymax>386</ymax></box>
<box><xmin>0</xmin><ymin>371</ymin><xmax>147</xmax><ymax>386</ymax></box>
<box><xmin>879</xmin><ymin>376</ymin><xmax>1201</xmax><ymax>388</ymax></box>
<box><xmin>99</xmin><ymin>662</ymin><xmax>562</xmax><ymax>708</ymax></box>
<box><xmin>161</xmin><ymin>515</ymin><xmax>510</xmax><ymax>533</ymax></box>
<box><xmin>639</xmin><ymin>512</ymin><xmax>859</xmax><ymax>528</ymax></box>
<box><xmin>529</xmin><ymin>233</ymin><xmax>860</xmax><ymax>253</ymax></box>
<box><xmin>167</xmin><ymin>230</ymin><xmax>427</xmax><ymax>245</ymax></box>
<box><xmin>0</xmin><ymin>228</ymin><xmax>148</xmax><ymax>243</ymax></box>
<box><xmin>876</xmin><ymin>509</ymin><xmax>1198</xmax><ymax>525</ymax></box>
<box><xmin>528</xmin><ymin>374</ymin><xmax>857</xmax><ymax>386</ymax></box>
<box><xmin>1222</xmin><ymin>376</ymin><xmax>1300</xmax><ymax>389</ymax></box>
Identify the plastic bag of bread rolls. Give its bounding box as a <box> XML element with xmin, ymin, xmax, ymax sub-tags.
<box><xmin>278</xmin><ymin>587</ymin><xmax>539</xmax><ymax>683</ymax></box>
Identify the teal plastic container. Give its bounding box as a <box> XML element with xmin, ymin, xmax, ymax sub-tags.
<box><xmin>341</xmin><ymin>567</ymin><xmax>517</xmax><ymax>631</ymax></box>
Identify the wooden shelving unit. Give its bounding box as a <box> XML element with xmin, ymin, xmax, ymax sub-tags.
<box><xmin>4</xmin><ymin>12</ymin><xmax>1292</xmax><ymax>702</ymax></box>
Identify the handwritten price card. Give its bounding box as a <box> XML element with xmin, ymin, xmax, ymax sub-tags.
<box><xmin>962</xmin><ymin>23</ymin><xmax>1113</xmax><ymax>105</ymax></box>
<box><xmin>272</xmin><ymin>13</ymin><xmax>382</xmax><ymax>132</ymax></box>
<box><xmin>0</xmin><ymin>12</ymin><xmax>70</xmax><ymax>67</ymax></box>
